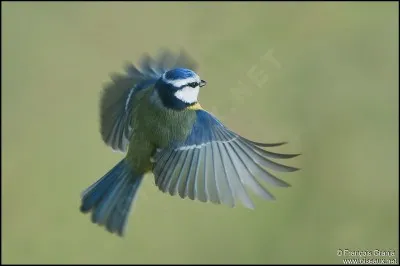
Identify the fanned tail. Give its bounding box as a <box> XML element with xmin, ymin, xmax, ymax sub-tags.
<box><xmin>80</xmin><ymin>160</ymin><xmax>144</xmax><ymax>237</ymax></box>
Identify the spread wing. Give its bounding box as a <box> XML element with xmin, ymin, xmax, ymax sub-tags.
<box><xmin>152</xmin><ymin>110</ymin><xmax>300</xmax><ymax>209</ymax></box>
<box><xmin>100</xmin><ymin>49</ymin><xmax>198</xmax><ymax>152</ymax></box>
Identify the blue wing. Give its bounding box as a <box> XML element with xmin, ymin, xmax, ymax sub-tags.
<box><xmin>100</xmin><ymin>49</ymin><xmax>198</xmax><ymax>152</ymax></box>
<box><xmin>152</xmin><ymin>110</ymin><xmax>300</xmax><ymax>209</ymax></box>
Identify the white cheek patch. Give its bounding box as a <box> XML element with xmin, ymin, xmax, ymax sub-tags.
<box><xmin>174</xmin><ymin>86</ymin><xmax>200</xmax><ymax>104</ymax></box>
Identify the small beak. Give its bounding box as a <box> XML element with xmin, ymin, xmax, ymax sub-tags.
<box><xmin>200</xmin><ymin>80</ymin><xmax>207</xmax><ymax>87</ymax></box>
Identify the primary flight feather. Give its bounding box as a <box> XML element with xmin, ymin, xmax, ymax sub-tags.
<box><xmin>80</xmin><ymin>49</ymin><xmax>300</xmax><ymax>236</ymax></box>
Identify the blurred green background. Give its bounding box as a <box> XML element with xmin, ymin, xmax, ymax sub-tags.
<box><xmin>2</xmin><ymin>2</ymin><xmax>398</xmax><ymax>264</ymax></box>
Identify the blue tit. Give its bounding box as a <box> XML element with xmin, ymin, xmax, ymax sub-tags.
<box><xmin>80</xmin><ymin>49</ymin><xmax>300</xmax><ymax>237</ymax></box>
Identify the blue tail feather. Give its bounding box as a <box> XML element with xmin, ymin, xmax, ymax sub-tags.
<box><xmin>80</xmin><ymin>160</ymin><xmax>143</xmax><ymax>236</ymax></box>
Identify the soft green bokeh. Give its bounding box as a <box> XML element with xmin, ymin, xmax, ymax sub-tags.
<box><xmin>2</xmin><ymin>2</ymin><xmax>398</xmax><ymax>264</ymax></box>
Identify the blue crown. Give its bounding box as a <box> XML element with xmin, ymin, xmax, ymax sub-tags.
<box><xmin>164</xmin><ymin>68</ymin><xmax>196</xmax><ymax>81</ymax></box>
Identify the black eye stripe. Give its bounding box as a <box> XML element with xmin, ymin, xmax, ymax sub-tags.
<box><xmin>178</xmin><ymin>82</ymin><xmax>199</xmax><ymax>89</ymax></box>
<box><xmin>188</xmin><ymin>82</ymin><xmax>198</xmax><ymax>88</ymax></box>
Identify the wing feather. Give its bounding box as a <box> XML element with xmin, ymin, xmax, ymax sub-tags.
<box><xmin>205</xmin><ymin>142</ymin><xmax>220</xmax><ymax>204</ymax></box>
<box><xmin>230</xmin><ymin>137</ymin><xmax>291</xmax><ymax>188</ymax></box>
<box><xmin>213</xmin><ymin>126</ymin><xmax>254</xmax><ymax>208</ymax></box>
<box><xmin>153</xmin><ymin>150</ymin><xmax>173</xmax><ymax>186</ymax></box>
<box><xmin>215</xmin><ymin>126</ymin><xmax>277</xmax><ymax>200</ymax></box>
<box><xmin>171</xmin><ymin>149</ymin><xmax>190</xmax><ymax>196</ymax></box>
<box><xmin>178</xmin><ymin>148</ymin><xmax>195</xmax><ymax>198</ymax></box>
<box><xmin>185</xmin><ymin>148</ymin><xmax>200</xmax><ymax>199</ymax></box>
<box><xmin>152</xmin><ymin>110</ymin><xmax>299</xmax><ymax>209</ymax></box>
<box><xmin>237</xmin><ymin>138</ymin><xmax>299</xmax><ymax>172</ymax></box>
<box><xmin>211</xmin><ymin>130</ymin><xmax>235</xmax><ymax>207</ymax></box>
<box><xmin>195</xmin><ymin>146</ymin><xmax>208</xmax><ymax>202</ymax></box>
<box><xmin>160</xmin><ymin>150</ymin><xmax>181</xmax><ymax>193</ymax></box>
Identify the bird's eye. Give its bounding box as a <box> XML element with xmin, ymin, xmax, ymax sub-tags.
<box><xmin>188</xmin><ymin>82</ymin><xmax>198</xmax><ymax>88</ymax></box>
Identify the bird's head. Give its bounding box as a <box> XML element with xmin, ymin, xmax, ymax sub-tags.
<box><xmin>154</xmin><ymin>68</ymin><xmax>206</xmax><ymax>110</ymax></box>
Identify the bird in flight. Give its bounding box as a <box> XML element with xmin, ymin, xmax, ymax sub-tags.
<box><xmin>80</xmin><ymin>49</ymin><xmax>300</xmax><ymax>237</ymax></box>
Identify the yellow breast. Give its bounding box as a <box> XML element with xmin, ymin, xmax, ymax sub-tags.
<box><xmin>186</xmin><ymin>102</ymin><xmax>203</xmax><ymax>110</ymax></box>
